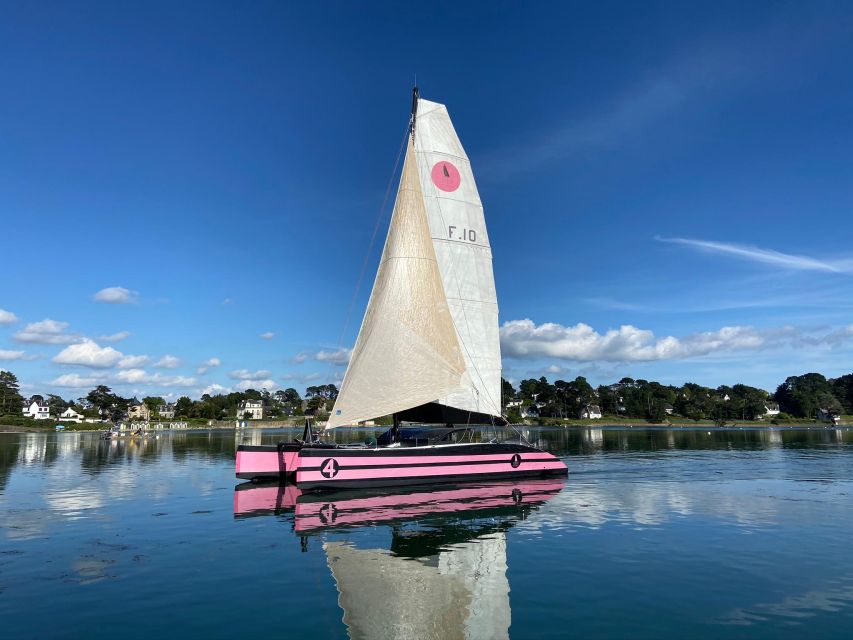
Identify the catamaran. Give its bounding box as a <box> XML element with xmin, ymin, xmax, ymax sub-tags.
<box><xmin>236</xmin><ymin>89</ymin><xmax>567</xmax><ymax>489</ymax></box>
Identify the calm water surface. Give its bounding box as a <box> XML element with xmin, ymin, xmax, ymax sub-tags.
<box><xmin>2</xmin><ymin>427</ymin><xmax>853</xmax><ymax>639</ymax></box>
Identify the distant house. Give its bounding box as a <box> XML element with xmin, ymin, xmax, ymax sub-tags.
<box><xmin>664</xmin><ymin>404</ymin><xmax>675</xmax><ymax>416</ymax></box>
<box><xmin>521</xmin><ymin>405</ymin><xmax>539</xmax><ymax>419</ymax></box>
<box><xmin>238</xmin><ymin>400</ymin><xmax>263</xmax><ymax>420</ymax></box>
<box><xmin>579</xmin><ymin>404</ymin><xmax>602</xmax><ymax>420</ymax></box>
<box><xmin>505</xmin><ymin>399</ymin><xmax>522</xmax><ymax>409</ymax></box>
<box><xmin>22</xmin><ymin>401</ymin><xmax>51</xmax><ymax>420</ymax></box>
<box><xmin>762</xmin><ymin>403</ymin><xmax>781</xmax><ymax>418</ymax></box>
<box><xmin>60</xmin><ymin>407</ymin><xmax>84</xmax><ymax>423</ymax></box>
<box><xmin>128</xmin><ymin>402</ymin><xmax>150</xmax><ymax>421</ymax></box>
<box><xmin>158</xmin><ymin>403</ymin><xmax>176</xmax><ymax>419</ymax></box>
<box><xmin>817</xmin><ymin>408</ymin><xmax>841</xmax><ymax>425</ymax></box>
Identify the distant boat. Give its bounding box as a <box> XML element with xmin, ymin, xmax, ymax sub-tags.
<box><xmin>236</xmin><ymin>88</ymin><xmax>567</xmax><ymax>489</ymax></box>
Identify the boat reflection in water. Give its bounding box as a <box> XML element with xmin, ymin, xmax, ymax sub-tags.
<box><xmin>234</xmin><ymin>479</ymin><xmax>566</xmax><ymax>639</ymax></box>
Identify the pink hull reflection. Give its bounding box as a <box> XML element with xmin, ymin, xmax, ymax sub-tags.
<box><xmin>234</xmin><ymin>478</ymin><xmax>566</xmax><ymax>532</ymax></box>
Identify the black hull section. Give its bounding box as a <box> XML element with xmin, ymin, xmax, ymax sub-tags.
<box><xmin>298</xmin><ymin>467</ymin><xmax>567</xmax><ymax>491</ymax></box>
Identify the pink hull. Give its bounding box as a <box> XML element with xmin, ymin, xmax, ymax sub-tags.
<box><xmin>235</xmin><ymin>448</ymin><xmax>299</xmax><ymax>479</ymax></box>
<box><xmin>294</xmin><ymin>480</ymin><xmax>565</xmax><ymax>531</ymax></box>
<box><xmin>296</xmin><ymin>447</ymin><xmax>567</xmax><ymax>490</ymax></box>
<box><xmin>235</xmin><ymin>442</ymin><xmax>568</xmax><ymax>490</ymax></box>
<box><xmin>233</xmin><ymin>478</ymin><xmax>566</xmax><ymax>532</ymax></box>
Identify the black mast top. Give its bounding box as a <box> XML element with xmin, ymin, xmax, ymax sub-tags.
<box><xmin>410</xmin><ymin>85</ymin><xmax>419</xmax><ymax>141</ymax></box>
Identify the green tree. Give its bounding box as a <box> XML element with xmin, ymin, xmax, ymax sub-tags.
<box><xmin>143</xmin><ymin>396</ymin><xmax>165</xmax><ymax>413</ymax></box>
<box><xmin>175</xmin><ymin>396</ymin><xmax>194</xmax><ymax>418</ymax></box>
<box><xmin>85</xmin><ymin>385</ymin><xmax>127</xmax><ymax>421</ymax></box>
<box><xmin>0</xmin><ymin>370</ymin><xmax>24</xmax><ymax>415</ymax></box>
<box><xmin>46</xmin><ymin>394</ymin><xmax>69</xmax><ymax>415</ymax></box>
<box><xmin>774</xmin><ymin>373</ymin><xmax>841</xmax><ymax>418</ymax></box>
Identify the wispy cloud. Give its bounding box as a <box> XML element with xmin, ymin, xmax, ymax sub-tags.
<box><xmin>14</xmin><ymin>319</ymin><xmax>81</xmax><ymax>345</ymax></box>
<box><xmin>0</xmin><ymin>349</ymin><xmax>27</xmax><ymax>361</ymax></box>
<box><xmin>115</xmin><ymin>369</ymin><xmax>195</xmax><ymax>387</ymax></box>
<box><xmin>259</xmin><ymin>331</ymin><xmax>275</xmax><ymax>340</ymax></box>
<box><xmin>500</xmin><ymin>318</ymin><xmax>853</xmax><ymax>363</ymax></box>
<box><xmin>93</xmin><ymin>286</ymin><xmax>138</xmax><ymax>304</ymax></box>
<box><xmin>197</xmin><ymin>357</ymin><xmax>221</xmax><ymax>374</ymax></box>
<box><xmin>657</xmin><ymin>237</ymin><xmax>853</xmax><ymax>274</ymax></box>
<box><xmin>98</xmin><ymin>331</ymin><xmax>131</xmax><ymax>343</ymax></box>
<box><xmin>154</xmin><ymin>355</ymin><xmax>181</xmax><ymax>369</ymax></box>
<box><xmin>480</xmin><ymin>13</ymin><xmax>847</xmax><ymax>178</ymax></box>
<box><xmin>315</xmin><ymin>348</ymin><xmax>352</xmax><ymax>365</ymax></box>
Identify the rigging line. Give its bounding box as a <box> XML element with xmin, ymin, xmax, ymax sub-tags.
<box><xmin>325</xmin><ymin>122</ymin><xmax>411</xmax><ymax>398</ymax></box>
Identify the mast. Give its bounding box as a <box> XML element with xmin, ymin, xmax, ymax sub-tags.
<box><xmin>409</xmin><ymin>85</ymin><xmax>419</xmax><ymax>141</ymax></box>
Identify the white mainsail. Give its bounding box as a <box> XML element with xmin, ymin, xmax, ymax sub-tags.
<box><xmin>413</xmin><ymin>98</ymin><xmax>502</xmax><ymax>419</ymax></box>
<box><xmin>327</xmin><ymin>138</ymin><xmax>467</xmax><ymax>428</ymax></box>
<box><xmin>327</xmin><ymin>95</ymin><xmax>501</xmax><ymax>427</ymax></box>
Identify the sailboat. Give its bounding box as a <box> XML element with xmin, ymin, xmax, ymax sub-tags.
<box><xmin>235</xmin><ymin>89</ymin><xmax>567</xmax><ymax>489</ymax></box>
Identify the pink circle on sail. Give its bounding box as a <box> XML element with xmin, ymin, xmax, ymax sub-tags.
<box><xmin>431</xmin><ymin>161</ymin><xmax>461</xmax><ymax>192</ymax></box>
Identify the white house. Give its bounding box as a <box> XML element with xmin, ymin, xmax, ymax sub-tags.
<box><xmin>238</xmin><ymin>400</ymin><xmax>263</xmax><ymax>420</ymax></box>
<box><xmin>158</xmin><ymin>403</ymin><xmax>176</xmax><ymax>419</ymax></box>
<box><xmin>817</xmin><ymin>408</ymin><xmax>841</xmax><ymax>425</ymax></box>
<box><xmin>763</xmin><ymin>403</ymin><xmax>781</xmax><ymax>418</ymax></box>
<box><xmin>579</xmin><ymin>404</ymin><xmax>602</xmax><ymax>419</ymax></box>
<box><xmin>521</xmin><ymin>405</ymin><xmax>539</xmax><ymax>419</ymax></box>
<box><xmin>128</xmin><ymin>402</ymin><xmax>150</xmax><ymax>421</ymax></box>
<box><xmin>23</xmin><ymin>401</ymin><xmax>51</xmax><ymax>420</ymax></box>
<box><xmin>60</xmin><ymin>407</ymin><xmax>84</xmax><ymax>423</ymax></box>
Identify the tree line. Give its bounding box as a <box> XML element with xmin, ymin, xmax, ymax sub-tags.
<box><xmin>1</xmin><ymin>367</ymin><xmax>851</xmax><ymax>424</ymax></box>
<box><xmin>502</xmin><ymin>372</ymin><xmax>853</xmax><ymax>423</ymax></box>
<box><xmin>0</xmin><ymin>370</ymin><xmax>339</xmax><ymax>422</ymax></box>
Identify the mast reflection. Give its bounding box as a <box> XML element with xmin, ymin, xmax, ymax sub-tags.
<box><xmin>234</xmin><ymin>479</ymin><xmax>565</xmax><ymax>639</ymax></box>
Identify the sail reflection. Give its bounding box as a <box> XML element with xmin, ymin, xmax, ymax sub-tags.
<box><xmin>234</xmin><ymin>479</ymin><xmax>565</xmax><ymax>639</ymax></box>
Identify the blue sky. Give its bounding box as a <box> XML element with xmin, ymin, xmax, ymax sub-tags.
<box><xmin>1</xmin><ymin>1</ymin><xmax>852</xmax><ymax>400</ymax></box>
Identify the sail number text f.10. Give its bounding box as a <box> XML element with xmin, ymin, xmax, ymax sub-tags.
<box><xmin>448</xmin><ymin>226</ymin><xmax>477</xmax><ymax>243</ymax></box>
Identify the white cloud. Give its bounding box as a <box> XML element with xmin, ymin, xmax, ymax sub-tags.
<box><xmin>93</xmin><ymin>286</ymin><xmax>138</xmax><ymax>304</ymax></box>
<box><xmin>292</xmin><ymin>352</ymin><xmax>309</xmax><ymax>364</ymax></box>
<box><xmin>114</xmin><ymin>368</ymin><xmax>147</xmax><ymax>384</ymax></box>
<box><xmin>259</xmin><ymin>331</ymin><xmax>275</xmax><ymax>340</ymax></box>
<box><xmin>197</xmin><ymin>357</ymin><xmax>221</xmax><ymax>374</ymax></box>
<box><xmin>200</xmin><ymin>383</ymin><xmax>231</xmax><ymax>396</ymax></box>
<box><xmin>0</xmin><ymin>349</ymin><xmax>26</xmax><ymax>361</ymax></box>
<box><xmin>53</xmin><ymin>340</ymin><xmax>123</xmax><ymax>368</ymax></box>
<box><xmin>230</xmin><ymin>369</ymin><xmax>273</xmax><ymax>380</ymax></box>
<box><xmin>0</xmin><ymin>309</ymin><xmax>19</xmax><ymax>325</ymax></box>
<box><xmin>117</xmin><ymin>354</ymin><xmax>151</xmax><ymax>368</ymax></box>
<box><xmin>657</xmin><ymin>237</ymin><xmax>853</xmax><ymax>274</ymax></box>
<box><xmin>229</xmin><ymin>368</ymin><xmax>277</xmax><ymax>391</ymax></box>
<box><xmin>154</xmin><ymin>355</ymin><xmax>181</xmax><ymax>369</ymax></box>
<box><xmin>115</xmin><ymin>369</ymin><xmax>196</xmax><ymax>387</ymax></box>
<box><xmin>315</xmin><ymin>348</ymin><xmax>352</xmax><ymax>364</ymax></box>
<box><xmin>500</xmin><ymin>319</ymin><xmax>797</xmax><ymax>362</ymax></box>
<box><xmin>14</xmin><ymin>319</ymin><xmax>80</xmax><ymax>344</ymax></box>
<box><xmin>98</xmin><ymin>331</ymin><xmax>131</xmax><ymax>343</ymax></box>
<box><xmin>234</xmin><ymin>379</ymin><xmax>278</xmax><ymax>391</ymax></box>
<box><xmin>50</xmin><ymin>373</ymin><xmax>105</xmax><ymax>388</ymax></box>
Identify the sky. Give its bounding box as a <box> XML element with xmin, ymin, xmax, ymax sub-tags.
<box><xmin>1</xmin><ymin>0</ymin><xmax>852</xmax><ymax>401</ymax></box>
